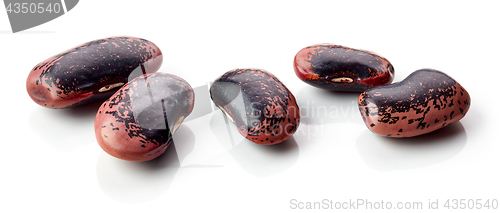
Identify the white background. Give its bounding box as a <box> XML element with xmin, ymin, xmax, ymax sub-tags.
<box><xmin>1</xmin><ymin>0</ymin><xmax>499</xmax><ymax>212</ymax></box>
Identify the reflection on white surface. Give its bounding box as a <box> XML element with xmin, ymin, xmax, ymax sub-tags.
<box><xmin>28</xmin><ymin>102</ymin><xmax>101</xmax><ymax>151</ymax></box>
<box><xmin>96</xmin><ymin>143</ymin><xmax>180</xmax><ymax>203</ymax></box>
<box><xmin>295</xmin><ymin>86</ymin><xmax>361</xmax><ymax>125</ymax></box>
<box><xmin>173</xmin><ymin>112</ymin><xmax>230</xmax><ymax>167</ymax></box>
<box><xmin>171</xmin><ymin>126</ymin><xmax>196</xmax><ymax>165</ymax></box>
<box><xmin>210</xmin><ymin>110</ymin><xmax>244</xmax><ymax>149</ymax></box>
<box><xmin>210</xmin><ymin>110</ymin><xmax>299</xmax><ymax>177</ymax></box>
<box><xmin>227</xmin><ymin>138</ymin><xmax>299</xmax><ymax>177</ymax></box>
<box><xmin>95</xmin><ymin>124</ymin><xmax>198</xmax><ymax>203</ymax></box>
<box><xmin>356</xmin><ymin>122</ymin><xmax>467</xmax><ymax>171</ymax></box>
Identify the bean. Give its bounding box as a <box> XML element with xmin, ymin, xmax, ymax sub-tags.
<box><xmin>210</xmin><ymin>68</ymin><xmax>300</xmax><ymax>145</ymax></box>
<box><xmin>94</xmin><ymin>73</ymin><xmax>194</xmax><ymax>162</ymax></box>
<box><xmin>26</xmin><ymin>36</ymin><xmax>162</xmax><ymax>109</ymax></box>
<box><xmin>294</xmin><ymin>44</ymin><xmax>394</xmax><ymax>92</ymax></box>
<box><xmin>358</xmin><ymin>69</ymin><xmax>471</xmax><ymax>137</ymax></box>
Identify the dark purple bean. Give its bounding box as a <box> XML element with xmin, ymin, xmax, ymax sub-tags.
<box><xmin>294</xmin><ymin>44</ymin><xmax>394</xmax><ymax>92</ymax></box>
<box><xmin>27</xmin><ymin>36</ymin><xmax>162</xmax><ymax>108</ymax></box>
<box><xmin>210</xmin><ymin>68</ymin><xmax>300</xmax><ymax>145</ymax></box>
<box><xmin>95</xmin><ymin>73</ymin><xmax>194</xmax><ymax>162</ymax></box>
<box><xmin>358</xmin><ymin>69</ymin><xmax>471</xmax><ymax>137</ymax></box>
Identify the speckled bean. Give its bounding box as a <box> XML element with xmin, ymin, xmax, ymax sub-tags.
<box><xmin>294</xmin><ymin>44</ymin><xmax>394</xmax><ymax>92</ymax></box>
<box><xmin>26</xmin><ymin>36</ymin><xmax>162</xmax><ymax>109</ymax></box>
<box><xmin>210</xmin><ymin>68</ymin><xmax>300</xmax><ymax>145</ymax></box>
<box><xmin>358</xmin><ymin>69</ymin><xmax>471</xmax><ymax>137</ymax></box>
<box><xmin>94</xmin><ymin>73</ymin><xmax>194</xmax><ymax>162</ymax></box>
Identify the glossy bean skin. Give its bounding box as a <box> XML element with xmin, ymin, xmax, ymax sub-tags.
<box><xmin>358</xmin><ymin>69</ymin><xmax>471</xmax><ymax>138</ymax></box>
<box><xmin>210</xmin><ymin>69</ymin><xmax>300</xmax><ymax>145</ymax></box>
<box><xmin>27</xmin><ymin>36</ymin><xmax>162</xmax><ymax>109</ymax></box>
<box><xmin>294</xmin><ymin>44</ymin><xmax>394</xmax><ymax>92</ymax></box>
<box><xmin>95</xmin><ymin>73</ymin><xmax>194</xmax><ymax>162</ymax></box>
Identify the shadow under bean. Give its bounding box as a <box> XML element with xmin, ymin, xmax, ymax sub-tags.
<box><xmin>171</xmin><ymin>125</ymin><xmax>196</xmax><ymax>165</ymax></box>
<box><xmin>28</xmin><ymin>101</ymin><xmax>102</xmax><ymax>152</ymax></box>
<box><xmin>96</xmin><ymin>142</ymin><xmax>181</xmax><ymax>203</ymax></box>
<box><xmin>210</xmin><ymin>111</ymin><xmax>300</xmax><ymax>177</ymax></box>
<box><xmin>356</xmin><ymin>122</ymin><xmax>467</xmax><ymax>171</ymax></box>
<box><xmin>227</xmin><ymin>137</ymin><xmax>299</xmax><ymax>177</ymax></box>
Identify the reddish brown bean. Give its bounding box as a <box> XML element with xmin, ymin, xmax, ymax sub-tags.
<box><xmin>294</xmin><ymin>44</ymin><xmax>394</xmax><ymax>92</ymax></box>
<box><xmin>358</xmin><ymin>69</ymin><xmax>471</xmax><ymax>137</ymax></box>
<box><xmin>210</xmin><ymin>69</ymin><xmax>300</xmax><ymax>145</ymax></box>
<box><xmin>27</xmin><ymin>36</ymin><xmax>162</xmax><ymax>109</ymax></box>
<box><xmin>95</xmin><ymin>73</ymin><xmax>194</xmax><ymax>161</ymax></box>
